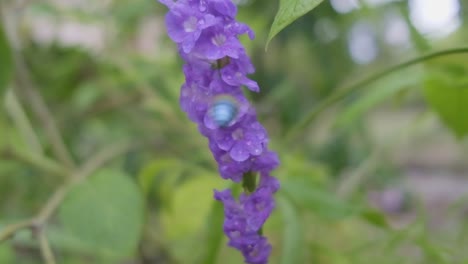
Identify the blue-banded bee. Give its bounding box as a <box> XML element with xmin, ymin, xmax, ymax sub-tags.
<box><xmin>209</xmin><ymin>95</ymin><xmax>239</xmax><ymax>128</ymax></box>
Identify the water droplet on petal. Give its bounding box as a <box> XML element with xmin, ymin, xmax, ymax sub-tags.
<box><xmin>250</xmin><ymin>147</ymin><xmax>262</xmax><ymax>156</ymax></box>
<box><xmin>199</xmin><ymin>0</ymin><xmax>207</xmax><ymax>11</ymax></box>
<box><xmin>230</xmin><ymin>143</ymin><xmax>249</xmax><ymax>162</ymax></box>
<box><xmin>217</xmin><ymin>134</ymin><xmax>234</xmax><ymax>151</ymax></box>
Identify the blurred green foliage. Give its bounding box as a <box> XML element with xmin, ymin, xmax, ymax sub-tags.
<box><xmin>1</xmin><ymin>0</ymin><xmax>468</xmax><ymax>263</ymax></box>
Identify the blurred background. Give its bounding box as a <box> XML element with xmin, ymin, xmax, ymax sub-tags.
<box><xmin>1</xmin><ymin>0</ymin><xmax>468</xmax><ymax>263</ymax></box>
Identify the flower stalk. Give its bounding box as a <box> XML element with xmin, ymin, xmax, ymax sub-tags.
<box><xmin>158</xmin><ymin>0</ymin><xmax>280</xmax><ymax>262</ymax></box>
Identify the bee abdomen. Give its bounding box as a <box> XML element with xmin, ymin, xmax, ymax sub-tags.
<box><xmin>209</xmin><ymin>97</ymin><xmax>238</xmax><ymax>127</ymax></box>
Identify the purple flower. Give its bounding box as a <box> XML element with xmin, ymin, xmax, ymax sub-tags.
<box><xmin>220</xmin><ymin>51</ymin><xmax>259</xmax><ymax>92</ymax></box>
<box><xmin>159</xmin><ymin>0</ymin><xmax>280</xmax><ymax>263</ymax></box>
<box><xmin>162</xmin><ymin>0</ymin><xmax>219</xmax><ymax>52</ymax></box>
<box><xmin>214</xmin><ymin>173</ymin><xmax>278</xmax><ymax>264</ymax></box>
<box><xmin>192</xmin><ymin>26</ymin><xmax>244</xmax><ymax>60</ymax></box>
<box><xmin>211</xmin><ymin>111</ymin><xmax>267</xmax><ymax>162</ymax></box>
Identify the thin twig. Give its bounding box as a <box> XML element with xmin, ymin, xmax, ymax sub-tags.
<box><xmin>0</xmin><ymin>3</ymin><xmax>138</xmax><ymax>262</ymax></box>
<box><xmin>0</xmin><ymin>141</ymin><xmax>134</xmax><ymax>244</ymax></box>
<box><xmin>35</xmin><ymin>185</ymin><xmax>70</xmax><ymax>224</ymax></box>
<box><xmin>0</xmin><ymin>220</ymin><xmax>34</xmax><ymax>242</ymax></box>
<box><xmin>35</xmin><ymin>141</ymin><xmax>135</xmax><ymax>222</ymax></box>
<box><xmin>13</xmin><ymin>59</ymin><xmax>77</xmax><ymax>169</ymax></box>
<box><xmin>2</xmin><ymin>4</ymin><xmax>77</xmax><ymax>169</ymax></box>
<box><xmin>73</xmin><ymin>140</ymin><xmax>134</xmax><ymax>181</ymax></box>
<box><xmin>285</xmin><ymin>47</ymin><xmax>468</xmax><ymax>143</ymax></box>
<box><xmin>38</xmin><ymin>231</ymin><xmax>56</xmax><ymax>264</ymax></box>
<box><xmin>0</xmin><ymin>147</ymin><xmax>69</xmax><ymax>178</ymax></box>
<box><xmin>4</xmin><ymin>89</ymin><xmax>44</xmax><ymax>154</ymax></box>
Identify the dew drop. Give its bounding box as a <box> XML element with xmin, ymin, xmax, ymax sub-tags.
<box><xmin>217</xmin><ymin>136</ymin><xmax>234</xmax><ymax>151</ymax></box>
<box><xmin>230</xmin><ymin>143</ymin><xmax>249</xmax><ymax>162</ymax></box>
<box><xmin>199</xmin><ymin>0</ymin><xmax>207</xmax><ymax>11</ymax></box>
<box><xmin>250</xmin><ymin>147</ymin><xmax>262</xmax><ymax>156</ymax></box>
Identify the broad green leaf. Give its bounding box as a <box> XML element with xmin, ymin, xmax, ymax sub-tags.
<box><xmin>278</xmin><ymin>195</ymin><xmax>303</xmax><ymax>264</ymax></box>
<box><xmin>267</xmin><ymin>0</ymin><xmax>324</xmax><ymax>47</ymax></box>
<box><xmin>161</xmin><ymin>174</ymin><xmax>223</xmax><ymax>238</ymax></box>
<box><xmin>0</xmin><ymin>26</ymin><xmax>13</xmax><ymax>95</ymax></box>
<box><xmin>196</xmin><ymin>199</ymin><xmax>225</xmax><ymax>264</ymax></box>
<box><xmin>0</xmin><ymin>244</ymin><xmax>14</xmax><ymax>263</ymax></box>
<box><xmin>281</xmin><ymin>179</ymin><xmax>355</xmax><ymax>220</ymax></box>
<box><xmin>423</xmin><ymin>65</ymin><xmax>468</xmax><ymax>138</ymax></box>
<box><xmin>58</xmin><ymin>169</ymin><xmax>144</xmax><ymax>259</ymax></box>
<box><xmin>161</xmin><ymin>173</ymin><xmax>227</xmax><ymax>262</ymax></box>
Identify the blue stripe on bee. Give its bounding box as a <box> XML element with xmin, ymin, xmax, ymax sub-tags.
<box><xmin>209</xmin><ymin>96</ymin><xmax>238</xmax><ymax>128</ymax></box>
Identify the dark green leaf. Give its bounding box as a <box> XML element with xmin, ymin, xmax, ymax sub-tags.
<box><xmin>278</xmin><ymin>195</ymin><xmax>303</xmax><ymax>264</ymax></box>
<box><xmin>0</xmin><ymin>26</ymin><xmax>13</xmax><ymax>95</ymax></box>
<box><xmin>281</xmin><ymin>180</ymin><xmax>356</xmax><ymax>220</ymax></box>
<box><xmin>161</xmin><ymin>174</ymin><xmax>223</xmax><ymax>238</ymax></box>
<box><xmin>267</xmin><ymin>0</ymin><xmax>324</xmax><ymax>47</ymax></box>
<box><xmin>161</xmin><ymin>173</ymin><xmax>226</xmax><ymax>262</ymax></box>
<box><xmin>138</xmin><ymin>158</ymin><xmax>182</xmax><ymax>195</ymax></box>
<box><xmin>423</xmin><ymin>66</ymin><xmax>468</xmax><ymax>138</ymax></box>
<box><xmin>58</xmin><ymin>169</ymin><xmax>144</xmax><ymax>259</ymax></box>
<box><xmin>196</xmin><ymin>199</ymin><xmax>225</xmax><ymax>264</ymax></box>
<box><xmin>359</xmin><ymin>208</ymin><xmax>390</xmax><ymax>229</ymax></box>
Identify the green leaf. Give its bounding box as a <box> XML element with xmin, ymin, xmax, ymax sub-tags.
<box><xmin>0</xmin><ymin>244</ymin><xmax>14</xmax><ymax>263</ymax></box>
<box><xmin>278</xmin><ymin>195</ymin><xmax>303</xmax><ymax>264</ymax></box>
<box><xmin>161</xmin><ymin>174</ymin><xmax>223</xmax><ymax>238</ymax></box>
<box><xmin>58</xmin><ymin>169</ymin><xmax>144</xmax><ymax>259</ymax></box>
<box><xmin>423</xmin><ymin>65</ymin><xmax>468</xmax><ymax>138</ymax></box>
<box><xmin>359</xmin><ymin>208</ymin><xmax>390</xmax><ymax>229</ymax></box>
<box><xmin>0</xmin><ymin>26</ymin><xmax>13</xmax><ymax>95</ymax></box>
<box><xmin>196</xmin><ymin>199</ymin><xmax>225</xmax><ymax>264</ymax></box>
<box><xmin>138</xmin><ymin>158</ymin><xmax>182</xmax><ymax>195</ymax></box>
<box><xmin>161</xmin><ymin>173</ymin><xmax>227</xmax><ymax>263</ymax></box>
<box><xmin>281</xmin><ymin>179</ymin><xmax>356</xmax><ymax>220</ymax></box>
<box><xmin>418</xmin><ymin>239</ymin><xmax>451</xmax><ymax>264</ymax></box>
<box><xmin>267</xmin><ymin>0</ymin><xmax>324</xmax><ymax>47</ymax></box>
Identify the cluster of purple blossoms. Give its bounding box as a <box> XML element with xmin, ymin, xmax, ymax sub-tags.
<box><xmin>159</xmin><ymin>0</ymin><xmax>280</xmax><ymax>263</ymax></box>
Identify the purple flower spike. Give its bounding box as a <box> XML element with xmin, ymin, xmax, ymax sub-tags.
<box><xmin>164</xmin><ymin>0</ymin><xmax>219</xmax><ymax>53</ymax></box>
<box><xmin>159</xmin><ymin>0</ymin><xmax>280</xmax><ymax>263</ymax></box>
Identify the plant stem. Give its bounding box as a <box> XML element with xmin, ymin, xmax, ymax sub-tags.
<box><xmin>242</xmin><ymin>171</ymin><xmax>257</xmax><ymax>194</ymax></box>
<box><xmin>0</xmin><ymin>141</ymin><xmax>134</xmax><ymax>245</ymax></box>
<box><xmin>4</xmin><ymin>89</ymin><xmax>43</xmax><ymax>154</ymax></box>
<box><xmin>0</xmin><ymin>147</ymin><xmax>69</xmax><ymax>178</ymax></box>
<box><xmin>2</xmin><ymin>4</ymin><xmax>77</xmax><ymax>169</ymax></box>
<box><xmin>38</xmin><ymin>231</ymin><xmax>56</xmax><ymax>264</ymax></box>
<box><xmin>0</xmin><ymin>220</ymin><xmax>33</xmax><ymax>242</ymax></box>
<box><xmin>13</xmin><ymin>58</ymin><xmax>77</xmax><ymax>169</ymax></box>
<box><xmin>242</xmin><ymin>172</ymin><xmax>263</xmax><ymax>234</ymax></box>
<box><xmin>285</xmin><ymin>47</ymin><xmax>468</xmax><ymax>144</ymax></box>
